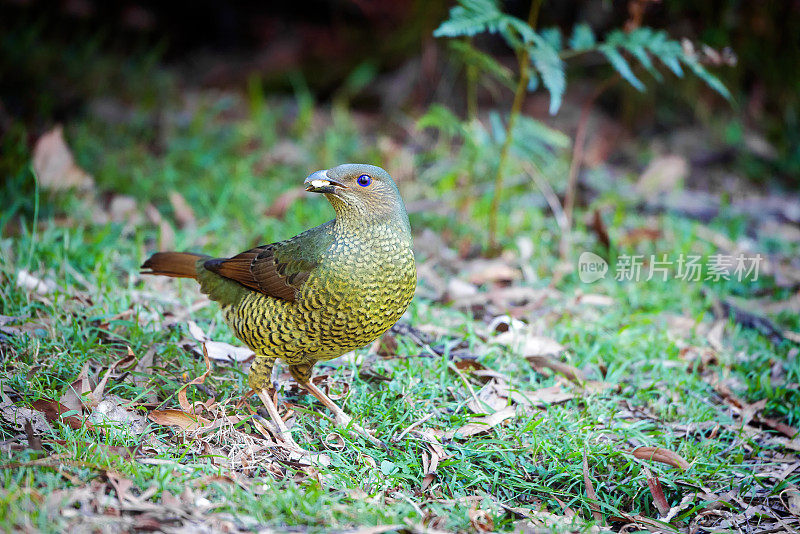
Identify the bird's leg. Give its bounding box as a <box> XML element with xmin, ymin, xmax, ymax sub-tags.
<box><xmin>290</xmin><ymin>364</ymin><xmax>383</xmax><ymax>447</ymax></box>
<box><xmin>249</xmin><ymin>355</ymin><xmax>306</xmax><ymax>453</ymax></box>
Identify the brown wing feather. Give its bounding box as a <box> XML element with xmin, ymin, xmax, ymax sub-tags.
<box><xmin>203</xmin><ymin>245</ymin><xmax>302</xmax><ymax>302</ymax></box>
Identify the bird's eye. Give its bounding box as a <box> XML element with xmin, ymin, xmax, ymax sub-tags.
<box><xmin>357</xmin><ymin>174</ymin><xmax>372</xmax><ymax>187</ymax></box>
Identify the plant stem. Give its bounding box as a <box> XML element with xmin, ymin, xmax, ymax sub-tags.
<box><xmin>465</xmin><ymin>38</ymin><xmax>478</xmax><ymax>121</ymax></box>
<box><xmin>487</xmin><ymin>0</ymin><xmax>542</xmax><ymax>252</ymax></box>
<box><xmin>559</xmin><ymin>74</ymin><xmax>619</xmax><ymax>261</ymax></box>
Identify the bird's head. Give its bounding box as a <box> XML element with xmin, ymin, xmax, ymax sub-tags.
<box><xmin>304</xmin><ymin>163</ymin><xmax>409</xmax><ymax>229</ymax></box>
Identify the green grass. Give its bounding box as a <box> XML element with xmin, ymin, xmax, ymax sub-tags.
<box><xmin>1</xmin><ymin>83</ymin><xmax>798</xmax><ymax>532</ymax></box>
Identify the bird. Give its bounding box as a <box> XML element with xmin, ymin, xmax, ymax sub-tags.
<box><xmin>141</xmin><ymin>163</ymin><xmax>416</xmax><ymax>450</ymax></box>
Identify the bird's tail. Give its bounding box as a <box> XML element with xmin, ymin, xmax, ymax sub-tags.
<box><xmin>141</xmin><ymin>252</ymin><xmax>209</xmax><ymax>279</ymax></box>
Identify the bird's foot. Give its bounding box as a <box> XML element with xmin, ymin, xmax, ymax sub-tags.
<box><xmin>329</xmin><ymin>406</ymin><xmax>384</xmax><ymax>448</ymax></box>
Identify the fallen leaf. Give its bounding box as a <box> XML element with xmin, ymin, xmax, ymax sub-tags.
<box><xmin>588</xmin><ymin>208</ymin><xmax>610</xmax><ymax>250</ymax></box>
<box><xmin>148</xmin><ymin>409</ymin><xmax>211</xmax><ymax>431</ymax></box>
<box><xmin>265</xmin><ymin>188</ymin><xmax>305</xmax><ymax>219</ymax></box>
<box><xmin>618</xmin><ymin>227</ymin><xmax>662</xmax><ymax>247</ymax></box>
<box><xmin>630</xmin><ymin>446</ymin><xmax>690</xmax><ymax>469</ymax></box>
<box><xmin>643</xmin><ymin>465</ymin><xmax>670</xmax><ymax>517</ymax></box>
<box><xmin>108</xmin><ymin>194</ymin><xmax>140</xmax><ymax>225</ymax></box>
<box><xmin>575</xmin><ymin>293</ymin><xmax>614</xmax><ymax>307</ymax></box>
<box><xmin>466</xmin><ymin>379</ymin><xmax>509</xmax><ymax>414</ymax></box>
<box><xmin>468</xmin><ymin>507</ymin><xmax>494</xmax><ymax>532</ymax></box>
<box><xmin>177</xmin><ymin>344</ymin><xmax>213</xmax><ymax>413</ymax></box>
<box><xmin>509</xmin><ymin>385</ymin><xmax>575</xmax><ymax>407</ymax></box>
<box><xmin>494</xmin><ymin>330</ymin><xmax>564</xmax><ymax>357</ymax></box>
<box><xmin>106</xmin><ymin>470</ymin><xmax>134</xmax><ymax>503</ymax></box>
<box><xmin>445</xmin><ymin>406</ymin><xmax>516</xmax><ymax>440</ymax></box>
<box><xmin>169</xmin><ymin>191</ymin><xmax>196</xmax><ymax>228</ymax></box>
<box><xmin>0</xmin><ymin>392</ymin><xmax>52</xmax><ymax>434</ymax></box>
<box><xmin>94</xmin><ymin>349</ymin><xmax>137</xmax><ymax>400</ymax></box>
<box><xmin>32</xmin><ymin>125</ymin><xmax>94</xmax><ymax>191</ymax></box>
<box><xmin>447</xmin><ymin>278</ymin><xmax>478</xmax><ymax>300</ymax></box>
<box><xmin>24</xmin><ymin>420</ymin><xmax>43</xmax><ymax>451</ymax></box>
<box><xmin>60</xmin><ymin>363</ymin><xmax>94</xmax><ymax>413</ymax></box>
<box><xmin>31</xmin><ymin>398</ymin><xmax>93</xmax><ymax>431</ymax></box>
<box><xmin>527</xmin><ymin>355</ymin><xmax>586</xmax><ymax>383</ymax></box>
<box><xmin>203</xmin><ymin>341</ymin><xmax>255</xmax><ymax>363</ymax></box>
<box><xmin>582</xmin><ymin>448</ymin><xmax>603</xmax><ymax>524</ymax></box>
<box><xmin>16</xmin><ymin>271</ymin><xmax>56</xmax><ymax>295</ymax></box>
<box><xmin>781</xmin><ymin>486</ymin><xmax>800</xmax><ymax>517</ymax></box>
<box><xmin>636</xmin><ymin>154</ymin><xmax>688</xmax><ymax>200</ymax></box>
<box><xmin>88</xmin><ymin>394</ymin><xmax>147</xmax><ymax>434</ymax></box>
<box><xmin>187</xmin><ymin>321</ymin><xmax>254</xmax><ymax>362</ymax></box>
<box><xmin>466</xmin><ymin>259</ymin><xmax>521</xmax><ymax>286</ymax></box>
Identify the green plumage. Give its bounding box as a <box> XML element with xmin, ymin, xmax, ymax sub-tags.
<box><xmin>143</xmin><ymin>163</ymin><xmax>416</xmax><ymax>393</ymax></box>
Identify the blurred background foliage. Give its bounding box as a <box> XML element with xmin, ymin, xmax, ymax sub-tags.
<box><xmin>1</xmin><ymin>0</ymin><xmax>797</xmax><ymax>241</ymax></box>
<box><xmin>1</xmin><ymin>0</ymin><xmax>797</xmax><ymax>164</ymax></box>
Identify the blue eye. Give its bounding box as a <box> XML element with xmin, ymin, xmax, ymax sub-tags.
<box><xmin>357</xmin><ymin>174</ymin><xmax>371</xmax><ymax>187</ymax></box>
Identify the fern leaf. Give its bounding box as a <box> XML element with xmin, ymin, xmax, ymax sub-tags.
<box><xmin>447</xmin><ymin>40</ymin><xmax>515</xmax><ymax>89</ymax></box>
<box><xmin>433</xmin><ymin>0</ymin><xmax>504</xmax><ymax>38</ymax></box>
<box><xmin>540</xmin><ymin>27</ymin><xmax>562</xmax><ymax>51</ymax></box>
<box><xmin>612</xmin><ymin>29</ymin><xmax>661</xmax><ymax>82</ymax></box>
<box><xmin>681</xmin><ymin>57</ymin><xmax>732</xmax><ymax>100</ymax></box>
<box><xmin>569</xmin><ymin>23</ymin><xmax>596</xmax><ymax>51</ymax></box>
<box><xmin>416</xmin><ymin>104</ymin><xmax>466</xmax><ymax>140</ymax></box>
<box><xmin>600</xmin><ymin>44</ymin><xmax>644</xmax><ymax>91</ymax></box>
<box><xmin>528</xmin><ymin>34</ymin><xmax>566</xmax><ymax>114</ymax></box>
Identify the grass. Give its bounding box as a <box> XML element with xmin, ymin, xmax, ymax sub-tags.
<box><xmin>1</xmin><ymin>76</ymin><xmax>799</xmax><ymax>532</ymax></box>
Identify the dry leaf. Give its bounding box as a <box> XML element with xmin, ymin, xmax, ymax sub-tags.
<box><xmin>177</xmin><ymin>345</ymin><xmax>213</xmax><ymax>412</ymax></box>
<box><xmin>468</xmin><ymin>507</ymin><xmax>494</xmax><ymax>532</ymax></box>
<box><xmin>265</xmin><ymin>188</ymin><xmax>305</xmax><ymax>219</ymax></box>
<box><xmin>108</xmin><ymin>195</ymin><xmax>140</xmax><ymax>224</ymax></box>
<box><xmin>187</xmin><ymin>321</ymin><xmax>254</xmax><ymax>362</ymax></box>
<box><xmin>106</xmin><ymin>470</ymin><xmax>135</xmax><ymax>503</ymax></box>
<box><xmin>447</xmin><ymin>278</ymin><xmax>478</xmax><ymax>300</ymax></box>
<box><xmin>466</xmin><ymin>259</ymin><xmax>522</xmax><ymax>286</ymax></box>
<box><xmin>643</xmin><ymin>465</ymin><xmax>670</xmax><ymax>517</ymax></box>
<box><xmin>16</xmin><ymin>271</ymin><xmax>56</xmax><ymax>295</ymax></box>
<box><xmin>509</xmin><ymin>385</ymin><xmax>574</xmax><ymax>407</ymax></box>
<box><xmin>582</xmin><ymin>448</ymin><xmax>603</xmax><ymax>524</ymax></box>
<box><xmin>494</xmin><ymin>331</ymin><xmax>564</xmax><ymax>357</ymax></box>
<box><xmin>0</xmin><ymin>389</ymin><xmax>52</xmax><ymax>434</ymax></box>
<box><xmin>32</xmin><ymin>125</ymin><xmax>94</xmax><ymax>191</ymax></box>
<box><xmin>445</xmin><ymin>406</ymin><xmax>516</xmax><ymax>440</ymax></box>
<box><xmin>59</xmin><ymin>363</ymin><xmax>94</xmax><ymax>413</ymax></box>
<box><xmin>636</xmin><ymin>154</ymin><xmax>688</xmax><ymax>199</ymax></box>
<box><xmin>467</xmin><ymin>379</ymin><xmax>509</xmax><ymax>414</ymax></box>
<box><xmin>575</xmin><ymin>293</ymin><xmax>614</xmax><ymax>307</ymax></box>
<box><xmin>526</xmin><ymin>355</ymin><xmax>585</xmax><ymax>383</ymax></box>
<box><xmin>781</xmin><ymin>486</ymin><xmax>800</xmax><ymax>517</ymax></box>
<box><xmin>148</xmin><ymin>409</ymin><xmax>211</xmax><ymax>431</ymax></box>
<box><xmin>88</xmin><ymin>394</ymin><xmax>147</xmax><ymax>434</ymax></box>
<box><xmin>94</xmin><ymin>349</ymin><xmax>137</xmax><ymax>400</ymax></box>
<box><xmin>630</xmin><ymin>446</ymin><xmax>690</xmax><ymax>469</ymax></box>
<box><xmin>618</xmin><ymin>227</ymin><xmax>662</xmax><ymax>247</ymax></box>
<box><xmin>169</xmin><ymin>191</ymin><xmax>196</xmax><ymax>228</ymax></box>
<box><xmin>31</xmin><ymin>398</ymin><xmax>93</xmax><ymax>430</ymax></box>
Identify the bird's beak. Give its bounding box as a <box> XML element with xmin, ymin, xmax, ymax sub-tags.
<box><xmin>304</xmin><ymin>170</ymin><xmax>347</xmax><ymax>194</ymax></box>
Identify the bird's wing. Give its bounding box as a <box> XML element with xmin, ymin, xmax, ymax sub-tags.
<box><xmin>203</xmin><ymin>222</ymin><xmax>333</xmax><ymax>302</ymax></box>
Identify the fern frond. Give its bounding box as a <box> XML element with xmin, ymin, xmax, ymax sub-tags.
<box><xmin>433</xmin><ymin>0</ymin><xmax>504</xmax><ymax>38</ymax></box>
<box><xmin>447</xmin><ymin>40</ymin><xmax>516</xmax><ymax>90</ymax></box>
<box><xmin>569</xmin><ymin>23</ymin><xmax>596</xmax><ymax>51</ymax></box>
<box><xmin>528</xmin><ymin>34</ymin><xmax>566</xmax><ymax>114</ymax></box>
